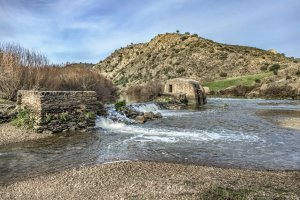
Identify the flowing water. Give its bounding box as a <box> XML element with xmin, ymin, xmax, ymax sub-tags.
<box><xmin>0</xmin><ymin>98</ymin><xmax>300</xmax><ymax>185</ymax></box>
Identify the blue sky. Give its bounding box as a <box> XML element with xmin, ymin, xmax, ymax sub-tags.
<box><xmin>0</xmin><ymin>0</ymin><xmax>299</xmax><ymax>63</ymax></box>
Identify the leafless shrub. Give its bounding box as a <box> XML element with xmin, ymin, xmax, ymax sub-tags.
<box><xmin>0</xmin><ymin>43</ymin><xmax>117</xmax><ymax>102</ymax></box>
<box><xmin>126</xmin><ymin>80</ymin><xmax>163</xmax><ymax>102</ymax></box>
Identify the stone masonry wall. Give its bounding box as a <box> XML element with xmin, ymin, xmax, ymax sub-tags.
<box><xmin>17</xmin><ymin>91</ymin><xmax>41</xmax><ymax>113</ymax></box>
<box><xmin>164</xmin><ymin>78</ymin><xmax>206</xmax><ymax>105</ymax></box>
<box><xmin>17</xmin><ymin>90</ymin><xmax>98</xmax><ymax>133</ymax></box>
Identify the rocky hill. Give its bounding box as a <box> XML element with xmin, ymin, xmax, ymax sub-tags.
<box><xmin>94</xmin><ymin>33</ymin><xmax>300</xmax><ymax>98</ymax></box>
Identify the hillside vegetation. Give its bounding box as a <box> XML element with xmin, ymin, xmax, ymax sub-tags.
<box><xmin>94</xmin><ymin>33</ymin><xmax>300</xmax><ymax>98</ymax></box>
<box><xmin>204</xmin><ymin>72</ymin><xmax>273</xmax><ymax>91</ymax></box>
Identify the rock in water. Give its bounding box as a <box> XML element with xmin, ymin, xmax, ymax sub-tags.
<box><xmin>154</xmin><ymin>112</ymin><xmax>162</xmax><ymax>118</ymax></box>
<box><xmin>122</xmin><ymin>107</ymin><xmax>143</xmax><ymax>119</ymax></box>
<box><xmin>135</xmin><ymin>116</ymin><xmax>146</xmax><ymax>124</ymax></box>
<box><xmin>144</xmin><ymin>112</ymin><xmax>155</xmax><ymax>120</ymax></box>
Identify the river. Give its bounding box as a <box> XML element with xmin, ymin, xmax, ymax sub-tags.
<box><xmin>0</xmin><ymin>98</ymin><xmax>299</xmax><ymax>185</ymax></box>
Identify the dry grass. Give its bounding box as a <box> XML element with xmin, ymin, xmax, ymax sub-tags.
<box><xmin>0</xmin><ymin>161</ymin><xmax>299</xmax><ymax>199</ymax></box>
<box><xmin>0</xmin><ymin>43</ymin><xmax>117</xmax><ymax>102</ymax></box>
<box><xmin>125</xmin><ymin>80</ymin><xmax>163</xmax><ymax>102</ymax></box>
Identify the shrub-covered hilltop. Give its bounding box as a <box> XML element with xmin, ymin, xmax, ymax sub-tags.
<box><xmin>94</xmin><ymin>33</ymin><xmax>300</xmax><ymax>99</ymax></box>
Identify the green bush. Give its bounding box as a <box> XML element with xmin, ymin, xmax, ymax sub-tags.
<box><xmin>85</xmin><ymin>111</ymin><xmax>96</xmax><ymax>120</ymax></box>
<box><xmin>12</xmin><ymin>107</ymin><xmax>35</xmax><ymax>129</ymax></box>
<box><xmin>260</xmin><ymin>66</ymin><xmax>268</xmax><ymax>71</ymax></box>
<box><xmin>269</xmin><ymin>64</ymin><xmax>280</xmax><ymax>71</ymax></box>
<box><xmin>174</xmin><ymin>49</ymin><xmax>181</xmax><ymax>54</ymax></box>
<box><xmin>254</xmin><ymin>78</ymin><xmax>261</xmax><ymax>83</ymax></box>
<box><xmin>220</xmin><ymin>72</ymin><xmax>228</xmax><ymax>77</ymax></box>
<box><xmin>286</xmin><ymin>76</ymin><xmax>292</xmax><ymax>80</ymax></box>
<box><xmin>59</xmin><ymin>112</ymin><xmax>69</xmax><ymax>122</ymax></box>
<box><xmin>45</xmin><ymin>113</ymin><xmax>54</xmax><ymax>123</ymax></box>
<box><xmin>115</xmin><ymin>100</ymin><xmax>126</xmax><ymax>111</ymax></box>
<box><xmin>174</xmin><ymin>61</ymin><xmax>181</xmax><ymax>66</ymax></box>
<box><xmin>176</xmin><ymin>67</ymin><xmax>186</xmax><ymax>74</ymax></box>
<box><xmin>181</xmin><ymin>36</ymin><xmax>188</xmax><ymax>41</ymax></box>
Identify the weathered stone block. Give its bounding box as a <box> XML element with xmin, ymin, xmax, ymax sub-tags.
<box><xmin>17</xmin><ymin>90</ymin><xmax>98</xmax><ymax>133</ymax></box>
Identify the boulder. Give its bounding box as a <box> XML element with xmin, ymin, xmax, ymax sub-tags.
<box><xmin>203</xmin><ymin>87</ymin><xmax>210</xmax><ymax>95</ymax></box>
<box><xmin>144</xmin><ymin>112</ymin><xmax>155</xmax><ymax>120</ymax></box>
<box><xmin>135</xmin><ymin>115</ymin><xmax>146</xmax><ymax>124</ymax></box>
<box><xmin>154</xmin><ymin>112</ymin><xmax>162</xmax><ymax>118</ymax></box>
<box><xmin>122</xmin><ymin>107</ymin><xmax>143</xmax><ymax>119</ymax></box>
<box><xmin>132</xmin><ymin>111</ymin><xmax>162</xmax><ymax>123</ymax></box>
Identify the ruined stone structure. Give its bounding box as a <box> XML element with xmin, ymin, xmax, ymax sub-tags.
<box><xmin>17</xmin><ymin>90</ymin><xmax>98</xmax><ymax>133</ymax></box>
<box><xmin>164</xmin><ymin>78</ymin><xmax>207</xmax><ymax>105</ymax></box>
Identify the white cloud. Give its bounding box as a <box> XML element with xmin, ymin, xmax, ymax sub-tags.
<box><xmin>0</xmin><ymin>0</ymin><xmax>299</xmax><ymax>63</ymax></box>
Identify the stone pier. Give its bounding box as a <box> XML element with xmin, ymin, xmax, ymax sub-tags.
<box><xmin>17</xmin><ymin>90</ymin><xmax>98</xmax><ymax>133</ymax></box>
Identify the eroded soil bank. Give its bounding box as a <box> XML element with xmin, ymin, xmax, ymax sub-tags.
<box><xmin>0</xmin><ymin>161</ymin><xmax>299</xmax><ymax>200</ymax></box>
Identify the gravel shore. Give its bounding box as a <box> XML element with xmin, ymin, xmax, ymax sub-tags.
<box><xmin>0</xmin><ymin>123</ymin><xmax>51</xmax><ymax>146</ymax></box>
<box><xmin>0</xmin><ymin>161</ymin><xmax>299</xmax><ymax>200</ymax></box>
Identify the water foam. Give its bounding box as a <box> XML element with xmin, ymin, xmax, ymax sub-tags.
<box><xmin>129</xmin><ymin>103</ymin><xmax>198</xmax><ymax>117</ymax></box>
<box><xmin>97</xmin><ymin>117</ymin><xmax>260</xmax><ymax>143</ymax></box>
<box><xmin>127</xmin><ymin>103</ymin><xmax>162</xmax><ymax>113</ymax></box>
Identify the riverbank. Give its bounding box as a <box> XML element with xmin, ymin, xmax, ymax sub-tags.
<box><xmin>256</xmin><ymin>110</ymin><xmax>300</xmax><ymax>131</ymax></box>
<box><xmin>0</xmin><ymin>123</ymin><xmax>51</xmax><ymax>146</ymax></box>
<box><xmin>0</xmin><ymin>161</ymin><xmax>299</xmax><ymax>199</ymax></box>
<box><xmin>279</xmin><ymin>118</ymin><xmax>300</xmax><ymax>130</ymax></box>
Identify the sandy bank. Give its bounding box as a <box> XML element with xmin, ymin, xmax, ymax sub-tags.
<box><xmin>256</xmin><ymin>110</ymin><xmax>300</xmax><ymax>131</ymax></box>
<box><xmin>0</xmin><ymin>123</ymin><xmax>51</xmax><ymax>146</ymax></box>
<box><xmin>278</xmin><ymin>118</ymin><xmax>300</xmax><ymax>130</ymax></box>
<box><xmin>0</xmin><ymin>161</ymin><xmax>299</xmax><ymax>199</ymax></box>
